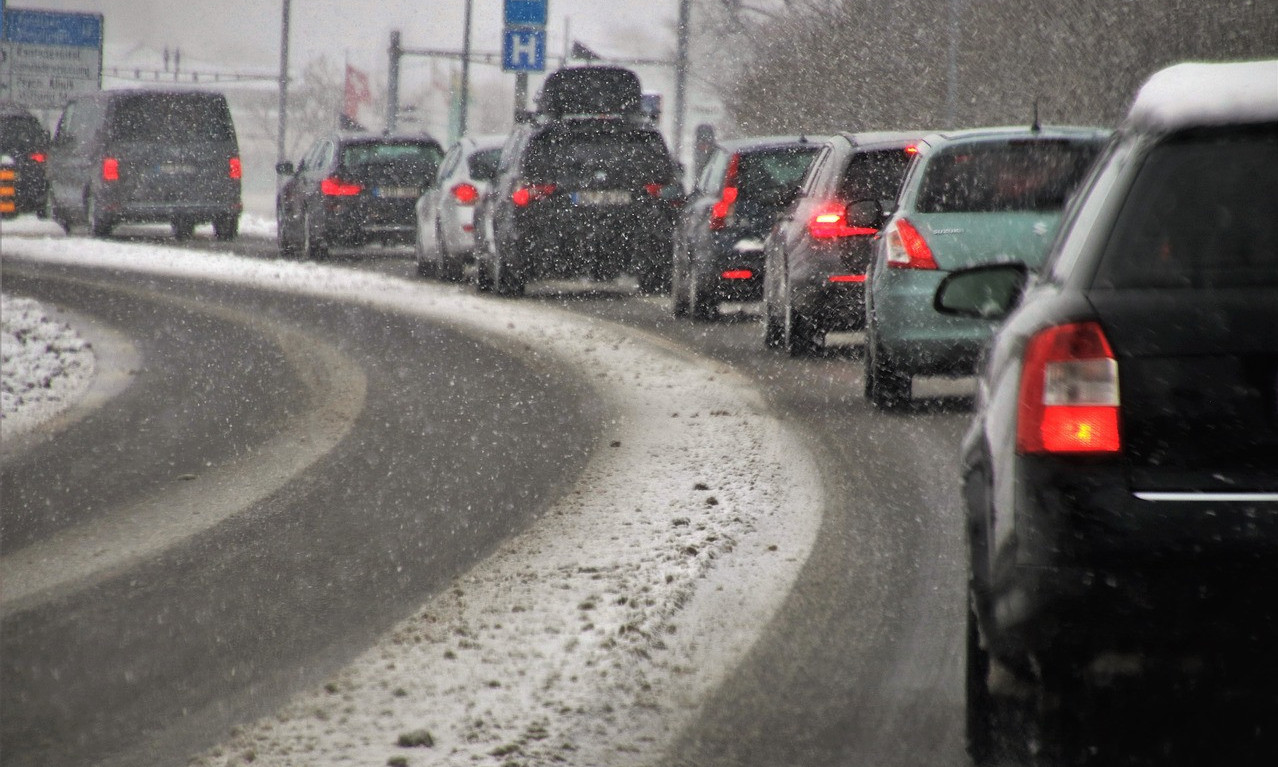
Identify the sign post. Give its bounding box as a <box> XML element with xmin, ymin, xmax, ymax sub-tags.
<box><xmin>0</xmin><ymin>3</ymin><xmax>103</xmax><ymax>110</ymax></box>
<box><xmin>502</xmin><ymin>0</ymin><xmax>547</xmax><ymax>118</ymax></box>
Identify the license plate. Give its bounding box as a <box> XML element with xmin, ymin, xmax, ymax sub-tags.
<box><xmin>157</xmin><ymin>163</ymin><xmax>197</xmax><ymax>175</ymax></box>
<box><xmin>374</xmin><ymin>186</ymin><xmax>419</xmax><ymax>199</ymax></box>
<box><xmin>573</xmin><ymin>190</ymin><xmax>631</xmax><ymax>206</ymax></box>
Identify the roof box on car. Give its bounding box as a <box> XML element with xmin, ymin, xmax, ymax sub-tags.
<box><xmin>537</xmin><ymin>66</ymin><xmax>643</xmax><ymax>120</ymax></box>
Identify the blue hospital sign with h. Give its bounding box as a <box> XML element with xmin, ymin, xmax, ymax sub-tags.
<box><xmin>502</xmin><ymin>26</ymin><xmax>545</xmax><ymax>72</ymax></box>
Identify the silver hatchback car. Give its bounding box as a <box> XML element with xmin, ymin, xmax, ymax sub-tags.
<box><xmin>415</xmin><ymin>134</ymin><xmax>505</xmax><ymax>282</ymax></box>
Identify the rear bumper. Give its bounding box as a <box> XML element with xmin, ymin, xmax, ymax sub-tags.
<box><xmin>692</xmin><ymin>230</ymin><xmax>767</xmax><ymax>301</ymax></box>
<box><xmin>871</xmin><ymin>267</ymin><xmax>995</xmax><ymax>375</ymax></box>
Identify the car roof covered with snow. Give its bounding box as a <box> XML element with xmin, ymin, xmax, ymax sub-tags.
<box><xmin>1123</xmin><ymin>59</ymin><xmax>1278</xmax><ymax>133</ymax></box>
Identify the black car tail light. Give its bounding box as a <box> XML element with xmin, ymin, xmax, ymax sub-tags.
<box><xmin>1016</xmin><ymin>321</ymin><xmax>1121</xmax><ymax>455</ymax></box>
<box><xmin>512</xmin><ymin>182</ymin><xmax>555</xmax><ymax>207</ymax></box>
<box><xmin>452</xmin><ymin>182</ymin><xmax>479</xmax><ymax>205</ymax></box>
<box><xmin>229</xmin><ymin>157</ymin><xmax>242</xmax><ymax>180</ymax></box>
<box><xmin>321</xmin><ymin>177</ymin><xmax>362</xmax><ymax>196</ymax></box>
<box><xmin>709</xmin><ymin>153</ymin><xmax>740</xmax><ymax>230</ymax></box>
<box><xmin>808</xmin><ymin>201</ymin><xmax>877</xmax><ymax>239</ymax></box>
<box><xmin>884</xmin><ymin>217</ymin><xmax>938</xmax><ymax>270</ymax></box>
<box><xmin>30</xmin><ymin>152</ymin><xmax>46</xmax><ymax>163</ymax></box>
<box><xmin>102</xmin><ymin>157</ymin><xmax>120</xmax><ymax>182</ymax></box>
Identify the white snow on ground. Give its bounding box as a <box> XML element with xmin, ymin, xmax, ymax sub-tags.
<box><xmin>0</xmin><ymin>293</ymin><xmax>96</xmax><ymax>441</ymax></box>
<box><xmin>3</xmin><ymin>233</ymin><xmax>824</xmax><ymax>767</ymax></box>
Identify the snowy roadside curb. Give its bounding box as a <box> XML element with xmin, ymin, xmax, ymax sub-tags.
<box><xmin>5</xmin><ymin>239</ymin><xmax>824</xmax><ymax>766</ymax></box>
<box><xmin>1</xmin><ymin>293</ymin><xmax>96</xmax><ymax>441</ymax></box>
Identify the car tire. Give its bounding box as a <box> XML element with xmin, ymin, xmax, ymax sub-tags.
<box><xmin>688</xmin><ymin>267</ymin><xmax>718</xmax><ymax>321</ymax></box>
<box><xmin>302</xmin><ymin>210</ymin><xmax>328</xmax><ymax>261</ymax></box>
<box><xmin>414</xmin><ymin>229</ymin><xmax>435</xmax><ymax>278</ymax></box>
<box><xmin>213</xmin><ymin>213</ymin><xmax>239</xmax><ymax>241</ymax></box>
<box><xmin>671</xmin><ymin>250</ymin><xmax>690</xmax><ymax>318</ymax></box>
<box><xmin>762</xmin><ymin>298</ymin><xmax>784</xmax><ymax>349</ymax></box>
<box><xmin>493</xmin><ymin>253</ymin><xmax>526</xmax><ymax>297</ymax></box>
<box><xmin>783</xmin><ymin>301</ymin><xmax>819</xmax><ymax>357</ymax></box>
<box><xmin>172</xmin><ymin>217</ymin><xmax>196</xmax><ymax>241</ymax></box>
<box><xmin>437</xmin><ymin>225</ymin><xmax>465</xmax><ymax>282</ymax></box>
<box><xmin>86</xmin><ymin>191</ymin><xmax>112</xmax><ymax>238</ymax></box>
<box><xmin>865</xmin><ymin>329</ymin><xmax>911</xmax><ymax>409</ymax></box>
<box><xmin>48</xmin><ymin>196</ymin><xmax>71</xmax><ymax>234</ymax></box>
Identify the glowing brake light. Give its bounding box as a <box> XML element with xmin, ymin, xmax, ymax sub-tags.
<box><xmin>102</xmin><ymin>157</ymin><xmax>120</xmax><ymax>182</ymax></box>
<box><xmin>511</xmin><ymin>182</ymin><xmax>555</xmax><ymax>207</ymax></box>
<box><xmin>904</xmin><ymin>144</ymin><xmax>919</xmax><ymax>155</ymax></box>
<box><xmin>321</xmin><ymin>177</ymin><xmax>362</xmax><ymax>196</ymax></box>
<box><xmin>721</xmin><ymin>269</ymin><xmax>753</xmax><ymax>280</ymax></box>
<box><xmin>884</xmin><ymin>217</ymin><xmax>938</xmax><ymax>270</ymax></box>
<box><xmin>1016</xmin><ymin>321</ymin><xmax>1121</xmax><ymax>455</ymax></box>
<box><xmin>30</xmin><ymin>152</ymin><xmax>46</xmax><ymax>163</ymax></box>
<box><xmin>645</xmin><ymin>183</ymin><xmax>664</xmax><ymax>197</ymax></box>
<box><xmin>451</xmin><ymin>182</ymin><xmax>479</xmax><ymax>205</ymax></box>
<box><xmin>808</xmin><ymin>202</ymin><xmax>878</xmax><ymax>239</ymax></box>
<box><xmin>229</xmin><ymin>156</ymin><xmax>242</xmax><ymax>180</ymax></box>
<box><xmin>709</xmin><ymin>152</ymin><xmax>740</xmax><ymax>231</ymax></box>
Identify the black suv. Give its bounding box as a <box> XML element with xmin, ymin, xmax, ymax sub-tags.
<box><xmin>938</xmin><ymin>60</ymin><xmax>1278</xmax><ymax>764</ymax></box>
<box><xmin>673</xmin><ymin>136</ymin><xmax>822</xmax><ymax>320</ymax></box>
<box><xmin>0</xmin><ymin>103</ymin><xmax>50</xmax><ymax>218</ymax></box>
<box><xmin>46</xmin><ymin>89</ymin><xmax>242</xmax><ymax>239</ymax></box>
<box><xmin>475</xmin><ymin>67</ymin><xmax>681</xmax><ymax>296</ymax></box>
<box><xmin>276</xmin><ymin>132</ymin><xmax>443</xmax><ymax>259</ymax></box>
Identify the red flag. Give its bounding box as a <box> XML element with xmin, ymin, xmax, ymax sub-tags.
<box><xmin>344</xmin><ymin>64</ymin><xmax>372</xmax><ymax>120</ymax></box>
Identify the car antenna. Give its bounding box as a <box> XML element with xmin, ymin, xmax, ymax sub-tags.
<box><xmin>1031</xmin><ymin>97</ymin><xmax>1041</xmax><ymax>132</ymax></box>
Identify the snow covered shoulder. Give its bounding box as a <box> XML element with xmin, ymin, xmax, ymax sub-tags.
<box><xmin>4</xmin><ymin>240</ymin><xmax>824</xmax><ymax>766</ymax></box>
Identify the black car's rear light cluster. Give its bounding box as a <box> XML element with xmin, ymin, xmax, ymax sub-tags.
<box><xmin>321</xmin><ymin>177</ymin><xmax>362</xmax><ymax>196</ymax></box>
<box><xmin>709</xmin><ymin>153</ymin><xmax>740</xmax><ymax>231</ymax></box>
<box><xmin>1016</xmin><ymin>320</ymin><xmax>1121</xmax><ymax>455</ymax></box>
<box><xmin>512</xmin><ymin>182</ymin><xmax>556</xmax><ymax>207</ymax></box>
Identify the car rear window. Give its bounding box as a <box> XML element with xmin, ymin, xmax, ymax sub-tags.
<box><xmin>1</xmin><ymin>116</ymin><xmax>47</xmax><ymax>150</ymax></box>
<box><xmin>1094</xmin><ymin>125</ymin><xmax>1278</xmax><ymax>289</ymax></box>
<box><xmin>837</xmin><ymin>148</ymin><xmax>912</xmax><ymax>203</ymax></box>
<box><xmin>342</xmin><ymin>142</ymin><xmax>442</xmax><ymax>171</ymax></box>
<box><xmin>737</xmin><ymin>146</ymin><xmax>820</xmax><ymax>198</ymax></box>
<box><xmin>110</xmin><ymin>95</ymin><xmax>236</xmax><ymax>143</ymax></box>
<box><xmin>916</xmin><ymin>138</ymin><xmax>1100</xmax><ymax>214</ymax></box>
<box><xmin>524</xmin><ymin>129</ymin><xmax>671</xmax><ymax>185</ymax></box>
<box><xmin>467</xmin><ymin>148</ymin><xmax>501</xmax><ymax>182</ymax></box>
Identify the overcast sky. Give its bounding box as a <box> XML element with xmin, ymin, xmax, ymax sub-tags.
<box><xmin>49</xmin><ymin>1</ymin><xmax>679</xmax><ymax>80</ymax></box>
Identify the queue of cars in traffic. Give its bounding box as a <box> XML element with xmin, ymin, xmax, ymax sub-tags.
<box><xmin>7</xmin><ymin>57</ymin><xmax>1276</xmax><ymax>764</ymax></box>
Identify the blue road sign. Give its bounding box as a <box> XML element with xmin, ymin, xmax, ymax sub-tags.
<box><xmin>1</xmin><ymin>6</ymin><xmax>102</xmax><ymax>47</ymax></box>
<box><xmin>504</xmin><ymin>0</ymin><xmax>548</xmax><ymax>27</ymax></box>
<box><xmin>502</xmin><ymin>26</ymin><xmax>545</xmax><ymax>72</ymax></box>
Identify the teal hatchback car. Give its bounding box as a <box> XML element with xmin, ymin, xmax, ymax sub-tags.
<box><xmin>863</xmin><ymin>126</ymin><xmax>1109</xmax><ymax>408</ymax></box>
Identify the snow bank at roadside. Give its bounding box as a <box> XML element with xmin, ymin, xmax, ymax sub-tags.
<box><xmin>1</xmin><ymin>293</ymin><xmax>95</xmax><ymax>440</ymax></box>
<box><xmin>5</xmin><ymin>237</ymin><xmax>823</xmax><ymax>766</ymax></box>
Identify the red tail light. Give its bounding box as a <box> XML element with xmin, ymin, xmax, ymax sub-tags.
<box><xmin>30</xmin><ymin>152</ymin><xmax>46</xmax><ymax>163</ymax></box>
<box><xmin>709</xmin><ymin>152</ymin><xmax>740</xmax><ymax>231</ymax></box>
<box><xmin>1016</xmin><ymin>321</ymin><xmax>1121</xmax><ymax>455</ymax></box>
<box><xmin>229</xmin><ymin>156</ymin><xmax>242</xmax><ymax>180</ymax></box>
<box><xmin>512</xmin><ymin>182</ymin><xmax>555</xmax><ymax>207</ymax></box>
<box><xmin>721</xmin><ymin>269</ymin><xmax>754</xmax><ymax>280</ymax></box>
<box><xmin>645</xmin><ymin>183</ymin><xmax>665</xmax><ymax>198</ymax></box>
<box><xmin>884</xmin><ymin>218</ymin><xmax>938</xmax><ymax>270</ymax></box>
<box><xmin>102</xmin><ymin>157</ymin><xmax>120</xmax><ymax>182</ymax></box>
<box><xmin>828</xmin><ymin>274</ymin><xmax>866</xmax><ymax>283</ymax></box>
<box><xmin>808</xmin><ymin>202</ymin><xmax>878</xmax><ymax>239</ymax></box>
<box><xmin>451</xmin><ymin>182</ymin><xmax>479</xmax><ymax>205</ymax></box>
<box><xmin>905</xmin><ymin>144</ymin><xmax>919</xmax><ymax>155</ymax></box>
<box><xmin>321</xmin><ymin>177</ymin><xmax>362</xmax><ymax>196</ymax></box>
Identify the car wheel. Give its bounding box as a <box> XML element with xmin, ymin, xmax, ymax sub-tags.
<box><xmin>48</xmin><ymin>196</ymin><xmax>71</xmax><ymax>234</ymax></box>
<box><xmin>762</xmin><ymin>297</ymin><xmax>784</xmax><ymax>349</ymax></box>
<box><xmin>783</xmin><ymin>300</ymin><xmax>819</xmax><ymax>357</ymax></box>
<box><xmin>86</xmin><ymin>191</ymin><xmax>112</xmax><ymax>238</ymax></box>
<box><xmin>437</xmin><ymin>224</ymin><xmax>465</xmax><ymax>282</ymax></box>
<box><xmin>671</xmin><ymin>249</ymin><xmax>690</xmax><ymax>318</ymax></box>
<box><xmin>493</xmin><ymin>252</ymin><xmax>526</xmax><ymax>297</ymax></box>
<box><xmin>213</xmin><ymin>213</ymin><xmax>239</xmax><ymax>241</ymax></box>
<box><xmin>172</xmin><ymin>217</ymin><xmax>196</xmax><ymax>241</ymax></box>
<box><xmin>1026</xmin><ymin>662</ymin><xmax>1087</xmax><ymax>767</ymax></box>
<box><xmin>414</xmin><ymin>228</ymin><xmax>436</xmax><ymax>278</ymax></box>
<box><xmin>865</xmin><ymin>329</ymin><xmax>911</xmax><ymax>409</ymax></box>
<box><xmin>302</xmin><ymin>210</ymin><xmax>328</xmax><ymax>261</ymax></box>
<box><xmin>688</xmin><ymin>267</ymin><xmax>718</xmax><ymax>321</ymax></box>
<box><xmin>277</xmin><ymin>207</ymin><xmax>297</xmax><ymax>259</ymax></box>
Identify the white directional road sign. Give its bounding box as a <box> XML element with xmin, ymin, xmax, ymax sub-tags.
<box><xmin>502</xmin><ymin>26</ymin><xmax>546</xmax><ymax>72</ymax></box>
<box><xmin>0</xmin><ymin>4</ymin><xmax>103</xmax><ymax>110</ymax></box>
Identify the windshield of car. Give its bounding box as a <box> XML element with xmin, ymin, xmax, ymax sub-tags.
<box><xmin>915</xmin><ymin>138</ymin><xmax>1101</xmax><ymax>213</ymax></box>
<box><xmin>467</xmin><ymin>147</ymin><xmax>502</xmax><ymax>182</ymax></box>
<box><xmin>736</xmin><ymin>146</ymin><xmax>820</xmax><ymax>200</ymax></box>
<box><xmin>523</xmin><ymin>129</ymin><xmax>671</xmax><ymax>184</ymax></box>
<box><xmin>1094</xmin><ymin>125</ymin><xmax>1278</xmax><ymax>289</ymax></box>
<box><xmin>109</xmin><ymin>95</ymin><xmax>236</xmax><ymax>143</ymax></box>
<box><xmin>837</xmin><ymin>148</ymin><xmax>913</xmax><ymax>203</ymax></box>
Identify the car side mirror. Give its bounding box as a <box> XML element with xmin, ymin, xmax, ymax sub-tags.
<box><xmin>846</xmin><ymin>199</ymin><xmax>883</xmax><ymax>229</ymax></box>
<box><xmin>275</xmin><ymin>161</ymin><xmax>295</xmax><ymax>176</ymax></box>
<box><xmin>933</xmin><ymin>262</ymin><xmax>1030</xmax><ymax>321</ymax></box>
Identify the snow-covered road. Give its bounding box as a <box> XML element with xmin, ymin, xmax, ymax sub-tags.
<box><xmin>3</xmin><ymin>230</ymin><xmax>824</xmax><ymax>766</ymax></box>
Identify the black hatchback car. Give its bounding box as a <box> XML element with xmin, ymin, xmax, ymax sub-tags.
<box><xmin>672</xmin><ymin>136</ymin><xmax>823</xmax><ymax>320</ymax></box>
<box><xmin>276</xmin><ymin>133</ymin><xmax>443</xmax><ymax>259</ymax></box>
<box><xmin>477</xmin><ymin>116</ymin><xmax>681</xmax><ymax>296</ymax></box>
<box><xmin>0</xmin><ymin>103</ymin><xmax>50</xmax><ymax>218</ymax></box>
<box><xmin>761</xmin><ymin>131</ymin><xmax>923</xmax><ymax>354</ymax></box>
<box><xmin>939</xmin><ymin>60</ymin><xmax>1278</xmax><ymax>765</ymax></box>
